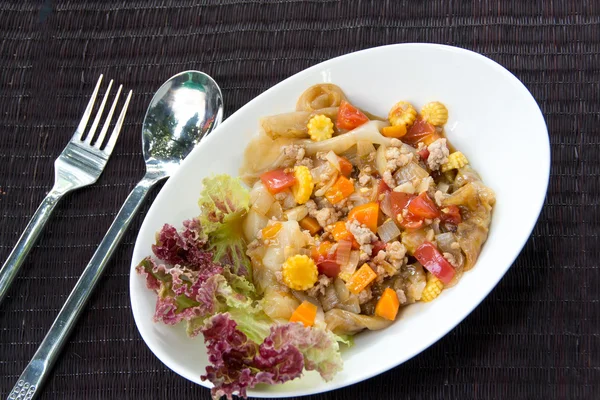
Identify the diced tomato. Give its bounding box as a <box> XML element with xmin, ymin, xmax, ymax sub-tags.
<box><xmin>388</xmin><ymin>192</ymin><xmax>424</xmax><ymax>230</ymax></box>
<box><xmin>260</xmin><ymin>169</ymin><xmax>296</xmax><ymax>194</ymax></box>
<box><xmin>317</xmin><ymin>260</ymin><xmax>340</xmax><ymax>278</ymax></box>
<box><xmin>338</xmin><ymin>156</ymin><xmax>354</xmax><ymax>177</ymax></box>
<box><xmin>400</xmin><ymin>213</ymin><xmax>424</xmax><ymax>230</ymax></box>
<box><xmin>440</xmin><ymin>205</ymin><xmax>462</xmax><ymax>225</ymax></box>
<box><xmin>414</xmin><ymin>242</ymin><xmax>455</xmax><ymax>284</ymax></box>
<box><xmin>389</xmin><ymin>192</ymin><xmax>412</xmax><ymax>215</ymax></box>
<box><xmin>408</xmin><ymin>192</ymin><xmax>440</xmax><ymax>219</ymax></box>
<box><xmin>403</xmin><ymin>118</ymin><xmax>440</xmax><ymax>146</ymax></box>
<box><xmin>311</xmin><ymin>241</ymin><xmax>336</xmax><ymax>264</ymax></box>
<box><xmin>417</xmin><ymin>147</ymin><xmax>430</xmax><ymax>161</ymax></box>
<box><xmin>377</xmin><ymin>179</ymin><xmax>391</xmax><ymax>197</ymax></box>
<box><xmin>336</xmin><ymin>100</ymin><xmax>369</xmax><ymax>130</ymax></box>
<box><xmin>372</xmin><ymin>240</ymin><xmax>386</xmax><ymax>255</ymax></box>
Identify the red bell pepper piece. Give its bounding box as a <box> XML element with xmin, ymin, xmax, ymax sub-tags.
<box><xmin>414</xmin><ymin>242</ymin><xmax>455</xmax><ymax>284</ymax></box>
<box><xmin>317</xmin><ymin>260</ymin><xmax>340</xmax><ymax>278</ymax></box>
<box><xmin>408</xmin><ymin>192</ymin><xmax>440</xmax><ymax>219</ymax></box>
<box><xmin>440</xmin><ymin>205</ymin><xmax>462</xmax><ymax>225</ymax></box>
<box><xmin>388</xmin><ymin>192</ymin><xmax>424</xmax><ymax>230</ymax></box>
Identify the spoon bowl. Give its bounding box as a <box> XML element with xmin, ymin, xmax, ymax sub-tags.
<box><xmin>142</xmin><ymin>70</ymin><xmax>223</xmax><ymax>177</ymax></box>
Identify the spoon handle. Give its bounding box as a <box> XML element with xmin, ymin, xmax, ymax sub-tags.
<box><xmin>7</xmin><ymin>173</ymin><xmax>162</xmax><ymax>400</ymax></box>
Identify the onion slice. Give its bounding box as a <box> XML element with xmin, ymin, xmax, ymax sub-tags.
<box><xmin>336</xmin><ymin>240</ymin><xmax>353</xmax><ymax>266</ymax></box>
<box><xmin>377</xmin><ymin>219</ymin><xmax>401</xmax><ymax>243</ymax></box>
<box><xmin>340</xmin><ymin>250</ymin><xmax>360</xmax><ymax>280</ymax></box>
<box><xmin>284</xmin><ymin>205</ymin><xmax>308</xmax><ymax>221</ymax></box>
<box><xmin>250</xmin><ymin>183</ymin><xmax>275</xmax><ymax>215</ymax></box>
<box><xmin>325</xmin><ymin>150</ymin><xmax>341</xmax><ymax>172</ymax></box>
<box><xmin>380</xmin><ymin>192</ymin><xmax>394</xmax><ymax>218</ymax></box>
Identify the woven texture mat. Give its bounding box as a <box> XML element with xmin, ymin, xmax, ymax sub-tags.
<box><xmin>1</xmin><ymin>1</ymin><xmax>598</xmax><ymax>399</ymax></box>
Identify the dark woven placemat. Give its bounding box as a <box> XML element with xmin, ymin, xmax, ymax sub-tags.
<box><xmin>1</xmin><ymin>1</ymin><xmax>598</xmax><ymax>399</ymax></box>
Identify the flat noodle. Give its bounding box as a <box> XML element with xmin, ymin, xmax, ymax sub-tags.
<box><xmin>443</xmin><ymin>179</ymin><xmax>495</xmax><ymax>270</ymax></box>
<box><xmin>300</xmin><ymin>120</ymin><xmax>391</xmax><ymax>155</ymax></box>
<box><xmin>239</xmin><ymin>132</ymin><xmax>296</xmax><ymax>185</ymax></box>
<box><xmin>296</xmin><ymin>84</ymin><xmax>347</xmax><ymax>112</ymax></box>
<box><xmin>325</xmin><ymin>309</ymin><xmax>393</xmax><ymax>335</ymax></box>
<box><xmin>260</xmin><ymin>107</ymin><xmax>338</xmax><ymax>139</ymax></box>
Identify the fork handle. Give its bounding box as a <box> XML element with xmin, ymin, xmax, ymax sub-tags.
<box><xmin>7</xmin><ymin>173</ymin><xmax>162</xmax><ymax>400</ymax></box>
<box><xmin>0</xmin><ymin>188</ymin><xmax>65</xmax><ymax>305</ymax></box>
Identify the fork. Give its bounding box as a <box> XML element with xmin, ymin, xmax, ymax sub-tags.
<box><xmin>0</xmin><ymin>75</ymin><xmax>132</xmax><ymax>306</ymax></box>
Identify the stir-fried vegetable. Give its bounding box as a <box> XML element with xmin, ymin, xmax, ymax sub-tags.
<box><xmin>260</xmin><ymin>169</ymin><xmax>297</xmax><ymax>194</ymax></box>
<box><xmin>307</xmin><ymin>114</ymin><xmax>334</xmax><ymax>141</ymax></box>
<box><xmin>377</xmin><ymin>219</ymin><xmax>401</xmax><ymax>243</ymax></box>
<box><xmin>420</xmin><ymin>272</ymin><xmax>444</xmax><ymax>302</ymax></box>
<box><xmin>250</xmin><ymin>182</ymin><xmax>275</xmax><ymax>215</ymax></box>
<box><xmin>282</xmin><ymin>255</ymin><xmax>319</xmax><ymax>291</ymax></box>
<box><xmin>291</xmin><ymin>166</ymin><xmax>314</xmax><ymax>204</ymax></box>
<box><xmin>311</xmin><ymin>241</ymin><xmax>336</xmax><ymax>263</ymax></box>
<box><xmin>389</xmin><ymin>192</ymin><xmax>423</xmax><ymax>230</ymax></box>
<box><xmin>299</xmin><ymin>216</ymin><xmax>321</xmax><ymax>235</ymax></box>
<box><xmin>440</xmin><ymin>205</ymin><xmax>462</xmax><ymax>225</ymax></box>
<box><xmin>442</xmin><ymin>150</ymin><xmax>469</xmax><ymax>172</ymax></box>
<box><xmin>346</xmin><ymin>264</ymin><xmax>378</xmax><ymax>294</ymax></box>
<box><xmin>347</xmin><ymin>202</ymin><xmax>379</xmax><ymax>233</ymax></box>
<box><xmin>420</xmin><ymin>101</ymin><xmax>449</xmax><ymax>126</ymax></box>
<box><xmin>335</xmin><ymin>240</ymin><xmax>353</xmax><ymax>267</ymax></box>
<box><xmin>388</xmin><ymin>100</ymin><xmax>417</xmax><ymax>128</ymax></box>
<box><xmin>325</xmin><ymin>175</ymin><xmax>355</xmax><ymax>204</ymax></box>
<box><xmin>408</xmin><ymin>192</ymin><xmax>440</xmax><ymax>219</ymax></box>
<box><xmin>414</xmin><ymin>242</ymin><xmax>455</xmax><ymax>284</ymax></box>
<box><xmin>403</xmin><ymin>118</ymin><xmax>440</xmax><ymax>146</ymax></box>
<box><xmin>336</xmin><ymin>100</ymin><xmax>369</xmax><ymax>130</ymax></box>
<box><xmin>381</xmin><ymin>124</ymin><xmax>407</xmax><ymax>138</ymax></box>
<box><xmin>374</xmin><ymin>288</ymin><xmax>400</xmax><ymax>321</ymax></box>
<box><xmin>289</xmin><ymin>300</ymin><xmax>318</xmax><ymax>327</ymax></box>
<box><xmin>331</xmin><ymin>221</ymin><xmax>356</xmax><ymax>245</ymax></box>
<box><xmin>319</xmin><ymin>260</ymin><xmax>341</xmax><ymax>278</ymax></box>
<box><xmin>338</xmin><ymin>156</ymin><xmax>354</xmax><ymax>177</ymax></box>
<box><xmin>261</xmin><ymin>222</ymin><xmax>282</xmax><ymax>239</ymax></box>
<box><xmin>401</xmin><ymin>228</ymin><xmax>428</xmax><ymax>255</ymax></box>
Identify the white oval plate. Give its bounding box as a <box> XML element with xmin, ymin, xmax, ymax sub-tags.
<box><xmin>130</xmin><ymin>43</ymin><xmax>550</xmax><ymax>398</ymax></box>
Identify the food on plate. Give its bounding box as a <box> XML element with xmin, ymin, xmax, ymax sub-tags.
<box><xmin>136</xmin><ymin>83</ymin><xmax>495</xmax><ymax>399</ymax></box>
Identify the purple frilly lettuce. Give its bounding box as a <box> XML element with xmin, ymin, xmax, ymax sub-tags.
<box><xmin>151</xmin><ymin>219</ymin><xmax>213</xmax><ymax>269</ymax></box>
<box><xmin>200</xmin><ymin>314</ymin><xmax>343</xmax><ymax>400</ymax></box>
<box><xmin>136</xmin><ymin>256</ymin><xmax>225</xmax><ymax>327</ymax></box>
<box><xmin>135</xmin><ymin>175</ymin><xmax>344</xmax><ymax>399</ymax></box>
<box><xmin>136</xmin><ymin>220</ymin><xmax>255</xmax><ymax>335</ymax></box>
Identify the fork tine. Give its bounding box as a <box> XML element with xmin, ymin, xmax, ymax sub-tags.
<box><xmin>72</xmin><ymin>75</ymin><xmax>103</xmax><ymax>140</ymax></box>
<box><xmin>93</xmin><ymin>84</ymin><xmax>123</xmax><ymax>150</ymax></box>
<box><xmin>84</xmin><ymin>79</ymin><xmax>113</xmax><ymax>145</ymax></box>
<box><xmin>103</xmin><ymin>90</ymin><xmax>132</xmax><ymax>154</ymax></box>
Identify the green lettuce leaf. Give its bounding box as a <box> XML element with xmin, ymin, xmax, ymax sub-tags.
<box><xmin>198</xmin><ymin>175</ymin><xmax>252</xmax><ymax>278</ymax></box>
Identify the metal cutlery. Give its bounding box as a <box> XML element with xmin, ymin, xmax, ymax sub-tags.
<box><xmin>0</xmin><ymin>75</ymin><xmax>132</xmax><ymax>306</ymax></box>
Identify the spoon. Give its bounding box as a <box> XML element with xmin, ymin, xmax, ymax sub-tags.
<box><xmin>8</xmin><ymin>71</ymin><xmax>223</xmax><ymax>400</ymax></box>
